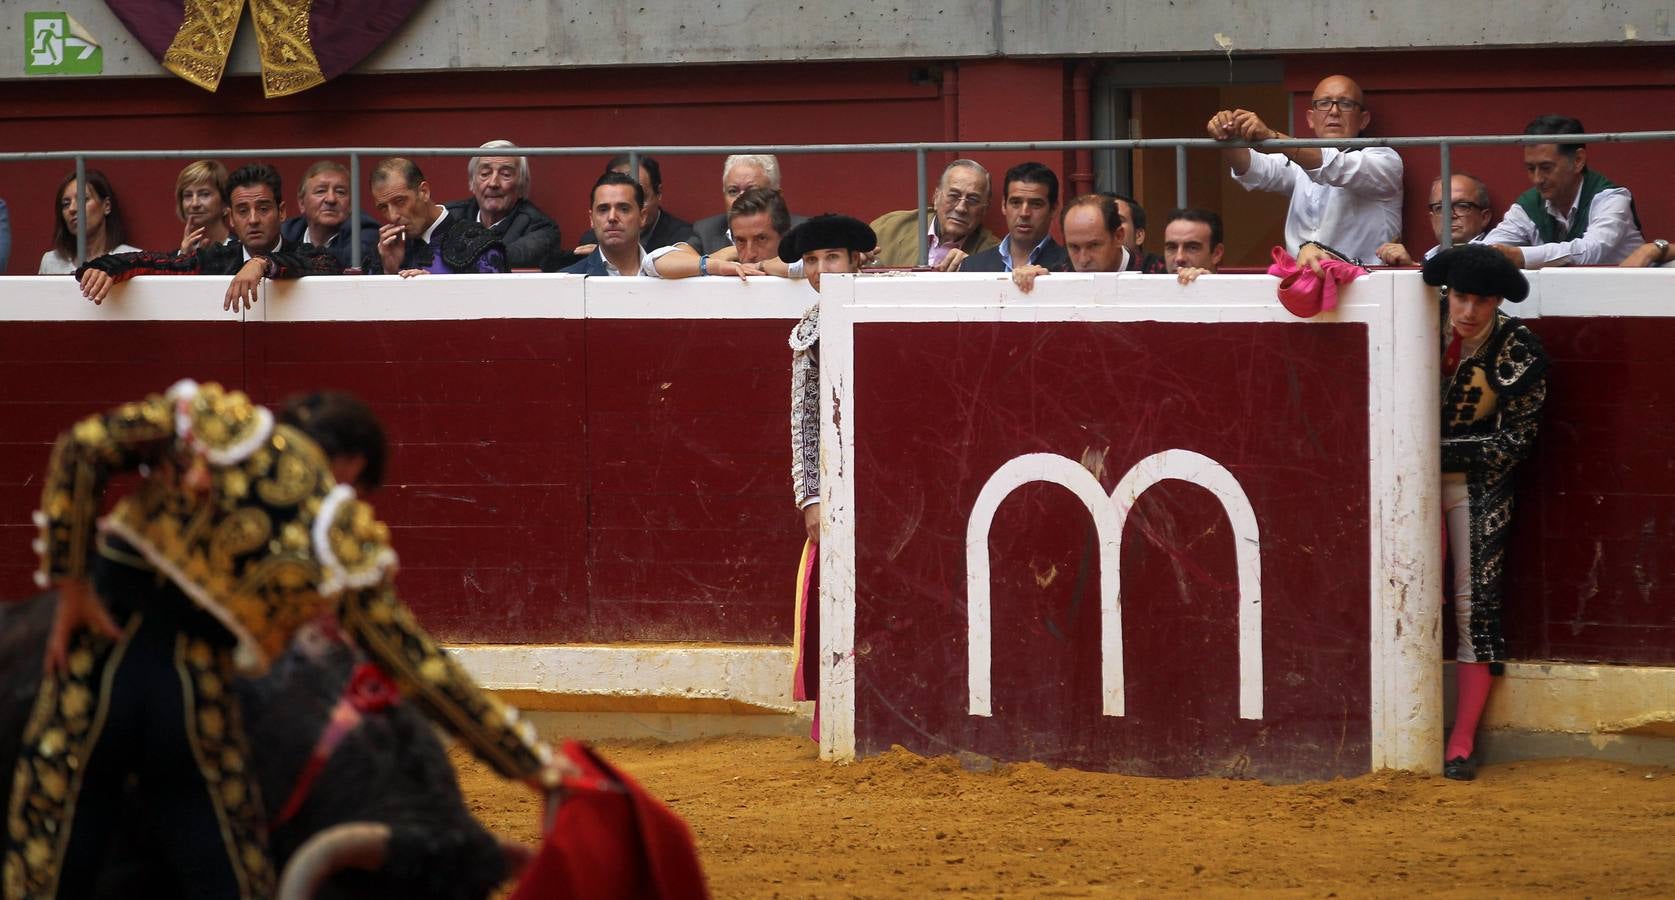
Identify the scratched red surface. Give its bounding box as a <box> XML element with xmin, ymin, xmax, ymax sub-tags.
<box><xmin>849</xmin><ymin>321</ymin><xmax>1373</xmax><ymax>780</ymax></box>
<box><xmin>0</xmin><ymin>318</ymin><xmax>799</xmax><ymax>645</ymax></box>
<box><xmin>1500</xmin><ymin>317</ymin><xmax>1675</xmax><ymax>666</ymax></box>
<box><xmin>2</xmin><ymin>313</ymin><xmax>1672</xmax><ymax>666</ymax></box>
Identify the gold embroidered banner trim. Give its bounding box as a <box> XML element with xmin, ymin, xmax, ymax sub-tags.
<box><xmin>160</xmin><ymin>0</ymin><xmax>325</xmax><ymax>97</ymax></box>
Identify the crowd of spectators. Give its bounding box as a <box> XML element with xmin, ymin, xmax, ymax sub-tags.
<box><xmin>17</xmin><ymin>78</ymin><xmax>1670</xmax><ymax>296</ymax></box>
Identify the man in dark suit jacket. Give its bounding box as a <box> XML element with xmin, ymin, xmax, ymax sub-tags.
<box><xmin>368</xmin><ymin>158</ymin><xmax>506</xmax><ymax>275</ymax></box>
<box><xmin>281</xmin><ymin>160</ymin><xmax>379</xmax><ymax>270</ymax></box>
<box><xmin>959</xmin><ymin>162</ymin><xmax>1068</xmax><ymax>273</ymax></box>
<box><xmin>575</xmin><ymin>155</ymin><xmax>696</xmax><ymax>252</ymax></box>
<box><xmin>443</xmin><ymin>140</ymin><xmax>559</xmax><ymax>269</ymax></box>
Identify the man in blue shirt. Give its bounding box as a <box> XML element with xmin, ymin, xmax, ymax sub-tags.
<box><xmin>958</xmin><ymin>162</ymin><xmax>1067</xmax><ymax>273</ymax></box>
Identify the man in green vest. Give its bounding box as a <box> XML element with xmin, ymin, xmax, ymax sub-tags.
<box><xmin>1483</xmin><ymin>114</ymin><xmax>1644</xmax><ymax>268</ymax></box>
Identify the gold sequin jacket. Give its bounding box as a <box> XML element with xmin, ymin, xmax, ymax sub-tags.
<box><xmin>33</xmin><ymin>380</ymin><xmax>553</xmax><ymax>786</ymax></box>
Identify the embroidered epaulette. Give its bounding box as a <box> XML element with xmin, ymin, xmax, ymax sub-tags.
<box><xmin>313</xmin><ymin>485</ymin><xmax>398</xmax><ymax>597</ymax></box>
<box><xmin>171</xmin><ymin>379</ymin><xmax>274</xmax><ymax>464</ymax></box>
<box><xmin>789</xmin><ymin>305</ymin><xmax>820</xmax><ymax>352</ymax></box>
<box><xmin>1487</xmin><ymin>317</ymin><xmax>1549</xmax><ymax>396</ymax></box>
<box><xmin>440</xmin><ymin>220</ymin><xmax>506</xmax><ymax>270</ymax></box>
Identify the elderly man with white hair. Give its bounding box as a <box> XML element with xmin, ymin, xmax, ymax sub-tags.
<box><xmin>689</xmin><ymin>154</ymin><xmax>809</xmax><ymax>254</ymax></box>
<box><xmin>443</xmin><ymin>139</ymin><xmax>561</xmax><ymax>269</ymax></box>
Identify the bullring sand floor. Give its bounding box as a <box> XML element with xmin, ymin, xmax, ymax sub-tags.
<box><xmin>456</xmin><ymin>735</ymin><xmax>1675</xmax><ymax>897</ymax></box>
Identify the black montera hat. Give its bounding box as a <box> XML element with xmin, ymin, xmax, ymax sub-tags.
<box><xmin>1421</xmin><ymin>243</ymin><xmax>1530</xmax><ymax>302</ymax></box>
<box><xmin>778</xmin><ymin>214</ymin><xmax>877</xmax><ymax>264</ymax></box>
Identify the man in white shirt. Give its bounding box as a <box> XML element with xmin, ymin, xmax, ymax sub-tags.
<box><xmin>1482</xmin><ymin>115</ymin><xmax>1644</xmax><ymax>268</ymax></box>
<box><xmin>1207</xmin><ymin>74</ymin><xmax>1402</xmax><ymax>269</ymax></box>
<box><xmin>1377</xmin><ymin>174</ymin><xmax>1495</xmax><ymax>266</ymax></box>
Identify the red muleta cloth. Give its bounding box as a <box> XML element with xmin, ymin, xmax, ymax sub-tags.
<box><xmin>511</xmin><ymin>741</ymin><xmax>709</xmax><ymax>900</ymax></box>
<box><xmin>1266</xmin><ymin>246</ymin><xmax>1370</xmax><ymax>318</ymax></box>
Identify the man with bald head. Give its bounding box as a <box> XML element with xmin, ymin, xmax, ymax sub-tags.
<box><xmin>1208</xmin><ymin>74</ymin><xmax>1402</xmax><ymax>270</ymax></box>
<box><xmin>1377</xmin><ymin>174</ymin><xmax>1496</xmax><ymax>266</ymax></box>
<box><xmin>869</xmin><ymin>159</ymin><xmax>999</xmax><ymax>270</ymax></box>
<box><xmin>1010</xmin><ymin>194</ymin><xmax>1129</xmax><ymax>293</ymax></box>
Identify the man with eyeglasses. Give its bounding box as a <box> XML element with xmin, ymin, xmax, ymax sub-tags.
<box><xmin>869</xmin><ymin>159</ymin><xmax>999</xmax><ymax>269</ymax></box>
<box><xmin>1481</xmin><ymin>114</ymin><xmax>1644</xmax><ymax>268</ymax></box>
<box><xmin>1207</xmin><ymin>74</ymin><xmax>1402</xmax><ymax>271</ymax></box>
<box><xmin>1377</xmin><ymin>174</ymin><xmax>1495</xmax><ymax>266</ymax></box>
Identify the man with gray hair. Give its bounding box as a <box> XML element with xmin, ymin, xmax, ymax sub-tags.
<box><xmin>868</xmin><ymin>159</ymin><xmax>998</xmax><ymax>269</ymax></box>
<box><xmin>444</xmin><ymin>139</ymin><xmax>560</xmax><ymax>269</ymax></box>
<box><xmin>690</xmin><ymin>154</ymin><xmax>807</xmax><ymax>254</ymax></box>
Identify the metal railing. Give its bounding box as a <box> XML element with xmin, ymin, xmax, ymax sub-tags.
<box><xmin>7</xmin><ymin>130</ymin><xmax>1673</xmax><ymax>270</ymax></box>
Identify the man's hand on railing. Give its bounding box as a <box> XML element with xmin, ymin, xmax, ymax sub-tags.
<box><xmin>1490</xmin><ymin>244</ymin><xmax>1526</xmax><ymax>269</ymax></box>
<box><xmin>1376</xmin><ymin>242</ymin><xmax>1416</xmax><ymax>267</ymax></box>
<box><xmin>223</xmin><ymin>258</ymin><xmax>267</xmax><ymax>311</ymax></box>
<box><xmin>78</xmin><ymin>268</ymin><xmax>115</xmax><ymax>304</ymax></box>
<box><xmin>1011</xmin><ymin>264</ymin><xmax>1050</xmax><ymax>294</ymax></box>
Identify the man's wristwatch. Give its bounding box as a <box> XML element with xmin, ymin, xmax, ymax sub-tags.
<box><xmin>1654</xmin><ymin>239</ymin><xmax>1669</xmax><ymax>262</ymax></box>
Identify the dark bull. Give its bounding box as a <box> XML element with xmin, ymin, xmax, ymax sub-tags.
<box><xmin>0</xmin><ymin>592</ymin><xmax>524</xmax><ymax>899</ymax></box>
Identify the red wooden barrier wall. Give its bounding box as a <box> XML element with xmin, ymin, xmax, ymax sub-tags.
<box><xmin>0</xmin><ymin>272</ymin><xmax>1671</xmax><ymax>670</ymax></box>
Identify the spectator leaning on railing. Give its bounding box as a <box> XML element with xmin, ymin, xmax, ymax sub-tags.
<box><xmin>1378</xmin><ymin>174</ymin><xmax>1495</xmax><ymax>267</ymax></box>
<box><xmin>1483</xmin><ymin>115</ymin><xmax>1645</xmax><ymax>268</ymax></box>
<box><xmin>74</xmin><ymin>163</ymin><xmax>343</xmax><ymax>309</ymax></box>
<box><xmin>959</xmin><ymin>162</ymin><xmax>1067</xmax><ymax>273</ymax></box>
<box><xmin>1163</xmin><ymin>208</ymin><xmax>1226</xmax><ymax>285</ymax></box>
<box><xmin>690</xmin><ymin>155</ymin><xmax>808</xmax><ymax>255</ymax></box>
<box><xmin>1010</xmin><ymin>193</ymin><xmax>1130</xmax><ymax>293</ymax></box>
<box><xmin>1208</xmin><ymin>74</ymin><xmax>1402</xmax><ymax>272</ymax></box>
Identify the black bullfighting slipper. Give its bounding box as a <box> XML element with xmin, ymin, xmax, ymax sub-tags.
<box><xmin>1443</xmin><ymin>754</ymin><xmax>1478</xmax><ymax>782</ymax></box>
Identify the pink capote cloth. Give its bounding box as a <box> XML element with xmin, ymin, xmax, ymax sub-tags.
<box><xmin>1266</xmin><ymin>246</ymin><xmax>1370</xmax><ymax>318</ymax></box>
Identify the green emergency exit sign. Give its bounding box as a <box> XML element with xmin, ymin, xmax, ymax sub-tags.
<box><xmin>25</xmin><ymin>12</ymin><xmax>103</xmax><ymax>75</ymax></box>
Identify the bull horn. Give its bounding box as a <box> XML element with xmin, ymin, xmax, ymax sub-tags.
<box><xmin>277</xmin><ymin>822</ymin><xmax>392</xmax><ymax>900</ymax></box>
<box><xmin>499</xmin><ymin>835</ymin><xmax>536</xmax><ymax>878</ymax></box>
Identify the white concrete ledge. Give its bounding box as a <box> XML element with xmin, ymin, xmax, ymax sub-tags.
<box><xmin>445</xmin><ymin>643</ymin><xmax>798</xmax><ymax>712</ymax></box>
<box><xmin>1484</xmin><ymin>661</ymin><xmax>1675</xmax><ymax>738</ymax></box>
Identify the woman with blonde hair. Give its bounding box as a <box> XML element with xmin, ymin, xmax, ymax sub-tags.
<box><xmin>175</xmin><ymin>159</ymin><xmax>230</xmax><ymax>254</ymax></box>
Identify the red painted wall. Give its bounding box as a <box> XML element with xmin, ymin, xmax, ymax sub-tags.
<box><xmin>1</xmin><ymin>277</ymin><xmax>1674</xmax><ymax>667</ymax></box>
<box><xmin>1503</xmin><ymin>317</ymin><xmax>1675</xmax><ymax>665</ymax></box>
<box><xmin>0</xmin><ymin>314</ymin><xmax>800</xmax><ymax>646</ymax></box>
<box><xmin>849</xmin><ymin>320</ymin><xmax>1372</xmax><ymax>779</ymax></box>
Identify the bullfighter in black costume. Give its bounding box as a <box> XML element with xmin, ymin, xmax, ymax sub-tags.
<box><xmin>5</xmin><ymin>381</ymin><xmax>560</xmax><ymax>898</ymax></box>
<box><xmin>1423</xmin><ymin>244</ymin><xmax>1550</xmax><ymax>781</ymax></box>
